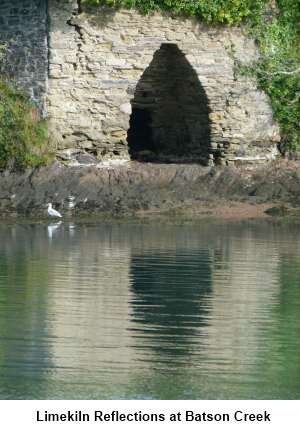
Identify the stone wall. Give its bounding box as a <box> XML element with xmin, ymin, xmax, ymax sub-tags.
<box><xmin>0</xmin><ymin>0</ymin><xmax>48</xmax><ymax>111</ymax></box>
<box><xmin>0</xmin><ymin>0</ymin><xmax>280</xmax><ymax>165</ymax></box>
<box><xmin>47</xmin><ymin>0</ymin><xmax>280</xmax><ymax>165</ymax></box>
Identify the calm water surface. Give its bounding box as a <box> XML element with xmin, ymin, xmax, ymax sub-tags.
<box><xmin>0</xmin><ymin>220</ymin><xmax>299</xmax><ymax>399</ymax></box>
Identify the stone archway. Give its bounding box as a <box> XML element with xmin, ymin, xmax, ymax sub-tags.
<box><xmin>127</xmin><ymin>43</ymin><xmax>212</xmax><ymax>164</ymax></box>
<box><xmin>46</xmin><ymin>4</ymin><xmax>280</xmax><ymax>164</ymax></box>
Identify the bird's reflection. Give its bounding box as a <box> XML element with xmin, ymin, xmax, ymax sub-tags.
<box><xmin>47</xmin><ymin>221</ymin><xmax>62</xmax><ymax>240</ymax></box>
<box><xmin>68</xmin><ymin>223</ymin><xmax>76</xmax><ymax>237</ymax></box>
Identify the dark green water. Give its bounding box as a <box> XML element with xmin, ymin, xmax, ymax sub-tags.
<box><xmin>0</xmin><ymin>220</ymin><xmax>299</xmax><ymax>399</ymax></box>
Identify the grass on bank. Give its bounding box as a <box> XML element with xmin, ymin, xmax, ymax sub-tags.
<box><xmin>84</xmin><ymin>0</ymin><xmax>300</xmax><ymax>152</ymax></box>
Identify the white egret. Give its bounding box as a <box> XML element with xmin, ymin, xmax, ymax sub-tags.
<box><xmin>47</xmin><ymin>203</ymin><xmax>62</xmax><ymax>218</ymax></box>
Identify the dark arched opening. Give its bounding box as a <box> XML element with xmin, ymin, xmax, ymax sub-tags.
<box><xmin>127</xmin><ymin>44</ymin><xmax>211</xmax><ymax>164</ymax></box>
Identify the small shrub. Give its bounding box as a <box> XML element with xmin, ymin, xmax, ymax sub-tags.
<box><xmin>244</xmin><ymin>0</ymin><xmax>300</xmax><ymax>151</ymax></box>
<box><xmin>0</xmin><ymin>78</ymin><xmax>49</xmax><ymax>170</ymax></box>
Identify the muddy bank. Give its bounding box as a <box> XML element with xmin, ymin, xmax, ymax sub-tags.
<box><xmin>0</xmin><ymin>160</ymin><xmax>300</xmax><ymax>219</ymax></box>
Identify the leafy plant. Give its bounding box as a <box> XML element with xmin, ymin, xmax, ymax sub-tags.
<box><xmin>0</xmin><ymin>47</ymin><xmax>49</xmax><ymax>170</ymax></box>
<box><xmin>0</xmin><ymin>43</ymin><xmax>6</xmax><ymax>65</ymax></box>
<box><xmin>244</xmin><ymin>0</ymin><xmax>300</xmax><ymax>151</ymax></box>
<box><xmin>0</xmin><ymin>79</ymin><xmax>50</xmax><ymax>169</ymax></box>
<box><xmin>82</xmin><ymin>0</ymin><xmax>268</xmax><ymax>24</ymax></box>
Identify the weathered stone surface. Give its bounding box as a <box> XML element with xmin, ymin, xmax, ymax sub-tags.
<box><xmin>46</xmin><ymin>2</ymin><xmax>280</xmax><ymax>164</ymax></box>
<box><xmin>0</xmin><ymin>0</ymin><xmax>280</xmax><ymax>165</ymax></box>
<box><xmin>0</xmin><ymin>0</ymin><xmax>48</xmax><ymax>112</ymax></box>
<box><xmin>0</xmin><ymin>160</ymin><xmax>300</xmax><ymax>218</ymax></box>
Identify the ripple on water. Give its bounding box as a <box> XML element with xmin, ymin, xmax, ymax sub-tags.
<box><xmin>0</xmin><ymin>220</ymin><xmax>299</xmax><ymax>399</ymax></box>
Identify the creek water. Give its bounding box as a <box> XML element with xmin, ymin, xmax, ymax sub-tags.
<box><xmin>0</xmin><ymin>220</ymin><xmax>299</xmax><ymax>399</ymax></box>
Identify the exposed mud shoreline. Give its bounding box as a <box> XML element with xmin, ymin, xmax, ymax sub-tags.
<box><xmin>0</xmin><ymin>160</ymin><xmax>299</xmax><ymax>219</ymax></box>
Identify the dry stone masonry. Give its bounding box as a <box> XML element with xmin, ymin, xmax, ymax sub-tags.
<box><xmin>0</xmin><ymin>0</ymin><xmax>48</xmax><ymax>111</ymax></box>
<box><xmin>0</xmin><ymin>0</ymin><xmax>281</xmax><ymax>165</ymax></box>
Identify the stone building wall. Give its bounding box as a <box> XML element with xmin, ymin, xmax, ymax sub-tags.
<box><xmin>0</xmin><ymin>0</ymin><xmax>48</xmax><ymax>110</ymax></box>
<box><xmin>47</xmin><ymin>0</ymin><xmax>280</xmax><ymax>165</ymax></box>
<box><xmin>0</xmin><ymin>0</ymin><xmax>280</xmax><ymax>165</ymax></box>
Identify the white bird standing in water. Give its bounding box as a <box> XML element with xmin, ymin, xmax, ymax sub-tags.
<box><xmin>47</xmin><ymin>203</ymin><xmax>62</xmax><ymax>218</ymax></box>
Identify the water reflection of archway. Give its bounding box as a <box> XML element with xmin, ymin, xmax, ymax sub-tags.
<box><xmin>129</xmin><ymin>250</ymin><xmax>213</xmax><ymax>364</ymax></box>
<box><xmin>127</xmin><ymin>44</ymin><xmax>211</xmax><ymax>164</ymax></box>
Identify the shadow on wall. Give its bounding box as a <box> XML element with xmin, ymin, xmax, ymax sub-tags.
<box><xmin>127</xmin><ymin>44</ymin><xmax>212</xmax><ymax>165</ymax></box>
<box><xmin>81</xmin><ymin>4</ymin><xmax>118</xmax><ymax>28</ymax></box>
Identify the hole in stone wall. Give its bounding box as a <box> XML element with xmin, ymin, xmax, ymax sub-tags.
<box><xmin>127</xmin><ymin>43</ymin><xmax>211</xmax><ymax>164</ymax></box>
<box><xmin>127</xmin><ymin>109</ymin><xmax>154</xmax><ymax>155</ymax></box>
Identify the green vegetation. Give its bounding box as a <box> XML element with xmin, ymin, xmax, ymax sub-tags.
<box><xmin>0</xmin><ymin>45</ymin><xmax>49</xmax><ymax>170</ymax></box>
<box><xmin>84</xmin><ymin>0</ymin><xmax>299</xmax><ymax>151</ymax></box>
<box><xmin>82</xmin><ymin>0</ymin><xmax>267</xmax><ymax>24</ymax></box>
<box><xmin>245</xmin><ymin>0</ymin><xmax>300</xmax><ymax>151</ymax></box>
